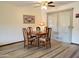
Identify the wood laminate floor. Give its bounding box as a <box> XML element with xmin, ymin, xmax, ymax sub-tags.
<box><xmin>0</xmin><ymin>40</ymin><xmax>79</xmax><ymax>58</ymax></box>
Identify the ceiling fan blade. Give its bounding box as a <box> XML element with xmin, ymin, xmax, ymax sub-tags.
<box><xmin>48</xmin><ymin>5</ymin><xmax>55</xmax><ymax>7</ymax></box>
<box><xmin>33</xmin><ymin>5</ymin><xmax>41</xmax><ymax>8</ymax></box>
<box><xmin>33</xmin><ymin>3</ymin><xmax>41</xmax><ymax>7</ymax></box>
<box><xmin>48</xmin><ymin>1</ymin><xmax>53</xmax><ymax>4</ymax></box>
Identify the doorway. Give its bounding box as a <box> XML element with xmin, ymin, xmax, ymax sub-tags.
<box><xmin>47</xmin><ymin>9</ymin><xmax>73</xmax><ymax>43</ymax></box>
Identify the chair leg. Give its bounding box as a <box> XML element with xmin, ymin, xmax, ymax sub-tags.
<box><xmin>31</xmin><ymin>41</ymin><xmax>34</xmax><ymax>46</ymax></box>
<box><xmin>30</xmin><ymin>41</ymin><xmax>32</xmax><ymax>45</ymax></box>
<box><xmin>24</xmin><ymin>44</ymin><xmax>26</xmax><ymax>48</ymax></box>
<box><xmin>49</xmin><ymin>41</ymin><xmax>51</xmax><ymax>48</ymax></box>
<box><xmin>27</xmin><ymin>41</ymin><xmax>29</xmax><ymax>48</ymax></box>
<box><xmin>45</xmin><ymin>42</ymin><xmax>47</xmax><ymax>48</ymax></box>
<box><xmin>24</xmin><ymin>45</ymin><xmax>26</xmax><ymax>48</ymax></box>
<box><xmin>24</xmin><ymin>40</ymin><xmax>26</xmax><ymax>48</ymax></box>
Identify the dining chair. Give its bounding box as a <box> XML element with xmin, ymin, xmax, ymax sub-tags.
<box><xmin>27</xmin><ymin>27</ymin><xmax>33</xmax><ymax>34</ymax></box>
<box><xmin>36</xmin><ymin>26</ymin><xmax>42</xmax><ymax>39</ymax></box>
<box><xmin>23</xmin><ymin>28</ymin><xmax>27</xmax><ymax>48</ymax></box>
<box><xmin>27</xmin><ymin>27</ymin><xmax>36</xmax><ymax>38</ymax></box>
<box><xmin>36</xmin><ymin>27</ymin><xmax>41</xmax><ymax>33</ymax></box>
<box><xmin>39</xmin><ymin>28</ymin><xmax>52</xmax><ymax>48</ymax></box>
<box><xmin>23</xmin><ymin>28</ymin><xmax>36</xmax><ymax>48</ymax></box>
<box><xmin>42</xmin><ymin>27</ymin><xmax>48</xmax><ymax>38</ymax></box>
<box><xmin>44</xmin><ymin>27</ymin><xmax>48</xmax><ymax>33</ymax></box>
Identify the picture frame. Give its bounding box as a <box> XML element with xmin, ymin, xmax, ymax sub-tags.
<box><xmin>23</xmin><ymin>15</ymin><xmax>35</xmax><ymax>24</ymax></box>
<box><xmin>76</xmin><ymin>13</ymin><xmax>79</xmax><ymax>18</ymax></box>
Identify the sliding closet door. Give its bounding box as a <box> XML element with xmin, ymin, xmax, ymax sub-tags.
<box><xmin>47</xmin><ymin>13</ymin><xmax>58</xmax><ymax>40</ymax></box>
<box><xmin>48</xmin><ymin>9</ymin><xmax>73</xmax><ymax>43</ymax></box>
<box><xmin>58</xmin><ymin>9</ymin><xmax>73</xmax><ymax>43</ymax></box>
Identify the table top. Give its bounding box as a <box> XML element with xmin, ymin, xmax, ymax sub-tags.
<box><xmin>30</xmin><ymin>31</ymin><xmax>47</xmax><ymax>36</ymax></box>
<box><xmin>36</xmin><ymin>32</ymin><xmax>47</xmax><ymax>35</ymax></box>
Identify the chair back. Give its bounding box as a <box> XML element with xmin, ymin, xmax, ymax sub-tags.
<box><xmin>27</xmin><ymin>27</ymin><xmax>33</xmax><ymax>34</ymax></box>
<box><xmin>23</xmin><ymin>28</ymin><xmax>32</xmax><ymax>41</ymax></box>
<box><xmin>23</xmin><ymin>28</ymin><xmax>27</xmax><ymax>41</ymax></box>
<box><xmin>47</xmin><ymin>28</ymin><xmax>52</xmax><ymax>40</ymax></box>
<box><xmin>36</xmin><ymin>27</ymin><xmax>41</xmax><ymax>33</ymax></box>
<box><xmin>44</xmin><ymin>27</ymin><xmax>48</xmax><ymax>33</ymax></box>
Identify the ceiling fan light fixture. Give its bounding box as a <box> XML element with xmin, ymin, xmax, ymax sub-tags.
<box><xmin>41</xmin><ymin>1</ymin><xmax>48</xmax><ymax>10</ymax></box>
<box><xmin>41</xmin><ymin>6</ymin><xmax>47</xmax><ymax>10</ymax></box>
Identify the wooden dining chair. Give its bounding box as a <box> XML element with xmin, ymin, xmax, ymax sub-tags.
<box><xmin>23</xmin><ymin>28</ymin><xmax>36</xmax><ymax>48</ymax></box>
<box><xmin>27</xmin><ymin>27</ymin><xmax>33</xmax><ymax>34</ymax></box>
<box><xmin>36</xmin><ymin>27</ymin><xmax>41</xmax><ymax>33</ymax></box>
<box><xmin>39</xmin><ymin>28</ymin><xmax>52</xmax><ymax>48</ymax></box>
<box><xmin>27</xmin><ymin>27</ymin><xmax>36</xmax><ymax>38</ymax></box>
<box><xmin>36</xmin><ymin>26</ymin><xmax>42</xmax><ymax>39</ymax></box>
<box><xmin>44</xmin><ymin>27</ymin><xmax>48</xmax><ymax>33</ymax></box>
<box><xmin>42</xmin><ymin>27</ymin><xmax>48</xmax><ymax>38</ymax></box>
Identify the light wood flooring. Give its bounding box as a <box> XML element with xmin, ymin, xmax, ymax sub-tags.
<box><xmin>0</xmin><ymin>40</ymin><xmax>79</xmax><ymax>58</ymax></box>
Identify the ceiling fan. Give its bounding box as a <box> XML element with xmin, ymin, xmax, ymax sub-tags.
<box><xmin>34</xmin><ymin>1</ymin><xmax>55</xmax><ymax>8</ymax></box>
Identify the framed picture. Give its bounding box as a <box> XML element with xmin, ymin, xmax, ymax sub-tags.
<box><xmin>76</xmin><ymin>13</ymin><xmax>79</xmax><ymax>18</ymax></box>
<box><xmin>23</xmin><ymin>15</ymin><xmax>35</xmax><ymax>24</ymax></box>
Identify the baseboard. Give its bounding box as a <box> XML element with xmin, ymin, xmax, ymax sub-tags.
<box><xmin>0</xmin><ymin>40</ymin><xmax>24</xmax><ymax>47</ymax></box>
<box><xmin>71</xmin><ymin>43</ymin><xmax>79</xmax><ymax>46</ymax></box>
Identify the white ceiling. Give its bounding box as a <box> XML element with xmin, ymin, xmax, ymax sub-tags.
<box><xmin>53</xmin><ymin>1</ymin><xmax>75</xmax><ymax>6</ymax></box>
<box><xmin>0</xmin><ymin>1</ymin><xmax>75</xmax><ymax>7</ymax></box>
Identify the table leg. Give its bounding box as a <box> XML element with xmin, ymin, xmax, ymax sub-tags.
<box><xmin>37</xmin><ymin>36</ymin><xmax>39</xmax><ymax>47</ymax></box>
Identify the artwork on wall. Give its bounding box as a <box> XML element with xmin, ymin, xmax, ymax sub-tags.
<box><xmin>23</xmin><ymin>15</ymin><xmax>35</xmax><ymax>24</ymax></box>
<box><xmin>76</xmin><ymin>13</ymin><xmax>79</xmax><ymax>18</ymax></box>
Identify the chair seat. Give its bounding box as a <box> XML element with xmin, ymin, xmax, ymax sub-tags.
<box><xmin>31</xmin><ymin>33</ymin><xmax>36</xmax><ymax>38</ymax></box>
<box><xmin>31</xmin><ymin>35</ymin><xmax>36</xmax><ymax>38</ymax></box>
<box><xmin>28</xmin><ymin>35</ymin><xmax>36</xmax><ymax>39</ymax></box>
<box><xmin>39</xmin><ymin>38</ymin><xmax>46</xmax><ymax>41</ymax></box>
<box><xmin>29</xmin><ymin>38</ymin><xmax>35</xmax><ymax>40</ymax></box>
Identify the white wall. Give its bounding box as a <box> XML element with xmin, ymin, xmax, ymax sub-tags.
<box><xmin>0</xmin><ymin>3</ymin><xmax>46</xmax><ymax>45</ymax></box>
<box><xmin>47</xmin><ymin>2</ymin><xmax>79</xmax><ymax>44</ymax></box>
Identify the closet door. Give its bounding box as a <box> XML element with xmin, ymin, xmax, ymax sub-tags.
<box><xmin>47</xmin><ymin>13</ymin><xmax>58</xmax><ymax>40</ymax></box>
<box><xmin>58</xmin><ymin>9</ymin><xmax>73</xmax><ymax>43</ymax></box>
